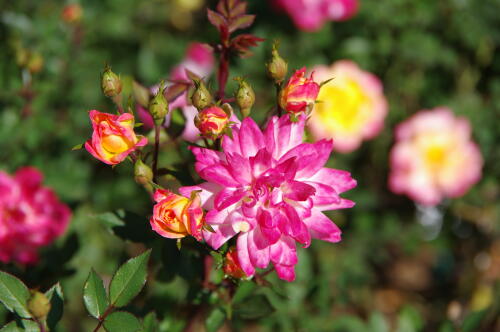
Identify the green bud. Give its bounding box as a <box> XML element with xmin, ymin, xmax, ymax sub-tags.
<box><xmin>190</xmin><ymin>79</ymin><xmax>212</xmax><ymax>111</ymax></box>
<box><xmin>235</xmin><ymin>78</ymin><xmax>255</xmax><ymax>118</ymax></box>
<box><xmin>27</xmin><ymin>290</ymin><xmax>51</xmax><ymax>320</ymax></box>
<box><xmin>266</xmin><ymin>43</ymin><xmax>288</xmax><ymax>83</ymax></box>
<box><xmin>101</xmin><ymin>66</ymin><xmax>122</xmax><ymax>97</ymax></box>
<box><xmin>149</xmin><ymin>82</ymin><xmax>169</xmax><ymax>126</ymax></box>
<box><xmin>134</xmin><ymin>159</ymin><xmax>153</xmax><ymax>186</ymax></box>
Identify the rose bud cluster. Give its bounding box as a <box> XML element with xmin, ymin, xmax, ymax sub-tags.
<box><xmin>85</xmin><ymin>110</ymin><xmax>148</xmax><ymax>165</ymax></box>
<box><xmin>279</xmin><ymin>67</ymin><xmax>320</xmax><ymax>115</ymax></box>
<box><xmin>194</xmin><ymin>106</ymin><xmax>231</xmax><ymax>139</ymax></box>
<box><xmin>150</xmin><ymin>189</ymin><xmax>204</xmax><ymax>241</ymax></box>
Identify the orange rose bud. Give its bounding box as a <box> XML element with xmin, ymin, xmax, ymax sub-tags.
<box><xmin>85</xmin><ymin>110</ymin><xmax>148</xmax><ymax>165</ymax></box>
<box><xmin>223</xmin><ymin>247</ymin><xmax>246</xmax><ymax>279</ymax></box>
<box><xmin>194</xmin><ymin>106</ymin><xmax>230</xmax><ymax>139</ymax></box>
<box><xmin>279</xmin><ymin>67</ymin><xmax>320</xmax><ymax>114</ymax></box>
<box><xmin>150</xmin><ymin>189</ymin><xmax>204</xmax><ymax>241</ymax></box>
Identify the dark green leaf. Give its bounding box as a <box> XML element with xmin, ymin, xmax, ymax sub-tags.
<box><xmin>83</xmin><ymin>269</ymin><xmax>108</xmax><ymax>318</ymax></box>
<box><xmin>141</xmin><ymin>312</ymin><xmax>159</xmax><ymax>332</ymax></box>
<box><xmin>462</xmin><ymin>310</ymin><xmax>487</xmax><ymax>332</ymax></box>
<box><xmin>0</xmin><ymin>271</ymin><xmax>31</xmax><ymax>318</ymax></box>
<box><xmin>45</xmin><ymin>283</ymin><xmax>64</xmax><ymax>331</ymax></box>
<box><xmin>98</xmin><ymin>211</ymin><xmax>155</xmax><ymax>243</ymax></box>
<box><xmin>232</xmin><ymin>281</ymin><xmax>256</xmax><ymax>304</ymax></box>
<box><xmin>205</xmin><ymin>307</ymin><xmax>226</xmax><ymax>332</ymax></box>
<box><xmin>103</xmin><ymin>311</ymin><xmax>141</xmax><ymax>332</ymax></box>
<box><xmin>109</xmin><ymin>250</ymin><xmax>151</xmax><ymax>307</ymax></box>
<box><xmin>96</xmin><ymin>212</ymin><xmax>125</xmax><ymax>228</ymax></box>
<box><xmin>233</xmin><ymin>294</ymin><xmax>274</xmax><ymax>319</ymax></box>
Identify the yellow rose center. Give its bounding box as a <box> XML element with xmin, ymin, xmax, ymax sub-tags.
<box><xmin>101</xmin><ymin>135</ymin><xmax>130</xmax><ymax>154</ymax></box>
<box><xmin>314</xmin><ymin>79</ymin><xmax>370</xmax><ymax>133</ymax></box>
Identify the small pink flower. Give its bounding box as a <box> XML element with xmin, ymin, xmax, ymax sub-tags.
<box><xmin>279</xmin><ymin>67</ymin><xmax>320</xmax><ymax>114</ymax></box>
<box><xmin>274</xmin><ymin>0</ymin><xmax>358</xmax><ymax>32</ymax></box>
<box><xmin>0</xmin><ymin>167</ymin><xmax>71</xmax><ymax>264</ymax></box>
<box><xmin>389</xmin><ymin>108</ymin><xmax>483</xmax><ymax>206</ymax></box>
<box><xmin>85</xmin><ymin>110</ymin><xmax>147</xmax><ymax>165</ymax></box>
<box><xmin>181</xmin><ymin>115</ymin><xmax>356</xmax><ymax>281</ymax></box>
<box><xmin>194</xmin><ymin>106</ymin><xmax>230</xmax><ymax>138</ymax></box>
<box><xmin>308</xmin><ymin>60</ymin><xmax>388</xmax><ymax>153</ymax></box>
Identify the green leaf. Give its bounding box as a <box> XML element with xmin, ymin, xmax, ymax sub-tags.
<box><xmin>0</xmin><ymin>322</ymin><xmax>22</xmax><ymax>332</ymax></box>
<box><xmin>103</xmin><ymin>311</ymin><xmax>141</xmax><ymax>332</ymax></box>
<box><xmin>369</xmin><ymin>312</ymin><xmax>389</xmax><ymax>332</ymax></box>
<box><xmin>109</xmin><ymin>250</ymin><xmax>151</xmax><ymax>307</ymax></box>
<box><xmin>0</xmin><ymin>271</ymin><xmax>31</xmax><ymax>318</ymax></box>
<box><xmin>71</xmin><ymin>143</ymin><xmax>83</xmax><ymax>151</ymax></box>
<box><xmin>141</xmin><ymin>312</ymin><xmax>159</xmax><ymax>332</ymax></box>
<box><xmin>96</xmin><ymin>212</ymin><xmax>125</xmax><ymax>228</ymax></box>
<box><xmin>233</xmin><ymin>294</ymin><xmax>274</xmax><ymax>319</ymax></box>
<box><xmin>45</xmin><ymin>283</ymin><xmax>64</xmax><ymax>331</ymax></box>
<box><xmin>83</xmin><ymin>269</ymin><xmax>108</xmax><ymax>318</ymax></box>
<box><xmin>232</xmin><ymin>281</ymin><xmax>256</xmax><ymax>304</ymax></box>
<box><xmin>21</xmin><ymin>320</ymin><xmax>39</xmax><ymax>332</ymax></box>
<box><xmin>205</xmin><ymin>307</ymin><xmax>226</xmax><ymax>332</ymax></box>
<box><xmin>462</xmin><ymin>310</ymin><xmax>487</xmax><ymax>332</ymax></box>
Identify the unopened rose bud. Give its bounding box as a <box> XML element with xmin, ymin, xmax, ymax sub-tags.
<box><xmin>266</xmin><ymin>43</ymin><xmax>288</xmax><ymax>83</ymax></box>
<box><xmin>134</xmin><ymin>160</ymin><xmax>153</xmax><ymax>186</ymax></box>
<box><xmin>27</xmin><ymin>290</ymin><xmax>51</xmax><ymax>320</ymax></box>
<box><xmin>101</xmin><ymin>66</ymin><xmax>122</xmax><ymax>98</ymax></box>
<box><xmin>149</xmin><ymin>82</ymin><xmax>169</xmax><ymax>126</ymax></box>
<box><xmin>194</xmin><ymin>106</ymin><xmax>230</xmax><ymax>139</ymax></box>
<box><xmin>190</xmin><ymin>79</ymin><xmax>212</xmax><ymax>111</ymax></box>
<box><xmin>27</xmin><ymin>52</ymin><xmax>44</xmax><ymax>74</ymax></box>
<box><xmin>223</xmin><ymin>247</ymin><xmax>246</xmax><ymax>279</ymax></box>
<box><xmin>279</xmin><ymin>67</ymin><xmax>319</xmax><ymax>114</ymax></box>
<box><xmin>235</xmin><ymin>78</ymin><xmax>255</xmax><ymax>118</ymax></box>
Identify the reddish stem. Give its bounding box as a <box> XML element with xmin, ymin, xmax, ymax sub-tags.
<box><xmin>216</xmin><ymin>50</ymin><xmax>229</xmax><ymax>101</ymax></box>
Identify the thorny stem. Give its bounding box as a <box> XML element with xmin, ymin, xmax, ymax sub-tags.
<box><xmin>92</xmin><ymin>305</ymin><xmax>115</xmax><ymax>332</ymax></box>
<box><xmin>153</xmin><ymin>123</ymin><xmax>161</xmax><ymax>182</ymax></box>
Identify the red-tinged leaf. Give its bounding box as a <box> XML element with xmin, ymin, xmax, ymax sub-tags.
<box><xmin>185</xmin><ymin>69</ymin><xmax>202</xmax><ymax>82</ymax></box>
<box><xmin>228</xmin><ymin>14</ymin><xmax>255</xmax><ymax>33</ymax></box>
<box><xmin>216</xmin><ymin>0</ymin><xmax>229</xmax><ymax>17</ymax></box>
<box><xmin>165</xmin><ymin>83</ymin><xmax>189</xmax><ymax>103</ymax></box>
<box><xmin>231</xmin><ymin>34</ymin><xmax>265</xmax><ymax>57</ymax></box>
<box><xmin>207</xmin><ymin>9</ymin><xmax>226</xmax><ymax>30</ymax></box>
<box><xmin>231</xmin><ymin>2</ymin><xmax>247</xmax><ymax>17</ymax></box>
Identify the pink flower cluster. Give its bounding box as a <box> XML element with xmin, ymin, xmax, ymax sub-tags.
<box><xmin>274</xmin><ymin>0</ymin><xmax>358</xmax><ymax>31</ymax></box>
<box><xmin>138</xmin><ymin>43</ymin><xmax>214</xmax><ymax>141</ymax></box>
<box><xmin>180</xmin><ymin>114</ymin><xmax>356</xmax><ymax>281</ymax></box>
<box><xmin>389</xmin><ymin>108</ymin><xmax>482</xmax><ymax>206</ymax></box>
<box><xmin>0</xmin><ymin>167</ymin><xmax>71</xmax><ymax>264</ymax></box>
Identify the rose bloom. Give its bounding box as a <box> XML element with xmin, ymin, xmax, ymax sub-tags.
<box><xmin>223</xmin><ymin>246</ymin><xmax>246</xmax><ymax>279</ymax></box>
<box><xmin>389</xmin><ymin>107</ymin><xmax>483</xmax><ymax>206</ymax></box>
<box><xmin>308</xmin><ymin>60</ymin><xmax>387</xmax><ymax>153</ymax></box>
<box><xmin>138</xmin><ymin>43</ymin><xmax>214</xmax><ymax>142</ymax></box>
<box><xmin>181</xmin><ymin>114</ymin><xmax>356</xmax><ymax>281</ymax></box>
<box><xmin>194</xmin><ymin>106</ymin><xmax>230</xmax><ymax>138</ymax></box>
<box><xmin>150</xmin><ymin>189</ymin><xmax>204</xmax><ymax>241</ymax></box>
<box><xmin>0</xmin><ymin>167</ymin><xmax>71</xmax><ymax>264</ymax></box>
<box><xmin>279</xmin><ymin>67</ymin><xmax>320</xmax><ymax>114</ymax></box>
<box><xmin>274</xmin><ymin>0</ymin><xmax>358</xmax><ymax>32</ymax></box>
<box><xmin>85</xmin><ymin>110</ymin><xmax>147</xmax><ymax>165</ymax></box>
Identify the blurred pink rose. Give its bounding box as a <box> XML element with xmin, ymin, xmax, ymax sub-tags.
<box><xmin>308</xmin><ymin>60</ymin><xmax>388</xmax><ymax>153</ymax></box>
<box><xmin>389</xmin><ymin>108</ymin><xmax>483</xmax><ymax>206</ymax></box>
<box><xmin>0</xmin><ymin>167</ymin><xmax>71</xmax><ymax>264</ymax></box>
<box><xmin>138</xmin><ymin>43</ymin><xmax>214</xmax><ymax>142</ymax></box>
<box><xmin>274</xmin><ymin>0</ymin><xmax>358</xmax><ymax>31</ymax></box>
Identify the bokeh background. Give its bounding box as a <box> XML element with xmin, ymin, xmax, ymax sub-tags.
<box><xmin>1</xmin><ymin>0</ymin><xmax>500</xmax><ymax>331</ymax></box>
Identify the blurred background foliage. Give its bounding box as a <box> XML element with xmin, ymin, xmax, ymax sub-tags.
<box><xmin>1</xmin><ymin>0</ymin><xmax>500</xmax><ymax>331</ymax></box>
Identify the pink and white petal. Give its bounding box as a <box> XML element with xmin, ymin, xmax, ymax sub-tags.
<box><xmin>199</xmin><ymin>163</ymin><xmax>240</xmax><ymax>187</ymax></box>
<box><xmin>179</xmin><ymin>182</ymin><xmax>221</xmax><ymax>209</ymax></box>
<box><xmin>189</xmin><ymin>146</ymin><xmax>225</xmax><ymax>173</ymax></box>
<box><xmin>274</xmin><ymin>264</ymin><xmax>296</xmax><ymax>282</ymax></box>
<box><xmin>304</xmin><ymin>210</ymin><xmax>342</xmax><ymax>243</ymax></box>
<box><xmin>214</xmin><ymin>187</ymin><xmax>246</xmax><ymax>210</ymax></box>
<box><xmin>238</xmin><ymin>117</ymin><xmax>266</xmax><ymax>158</ymax></box>
<box><xmin>237</xmin><ymin>233</ymin><xmax>256</xmax><ymax>276</ymax></box>
<box><xmin>202</xmin><ymin>222</ymin><xmax>237</xmax><ymax>250</ymax></box>
<box><xmin>309</xmin><ymin>168</ymin><xmax>357</xmax><ymax>193</ymax></box>
<box><xmin>247</xmin><ymin>229</ymin><xmax>271</xmax><ymax>269</ymax></box>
